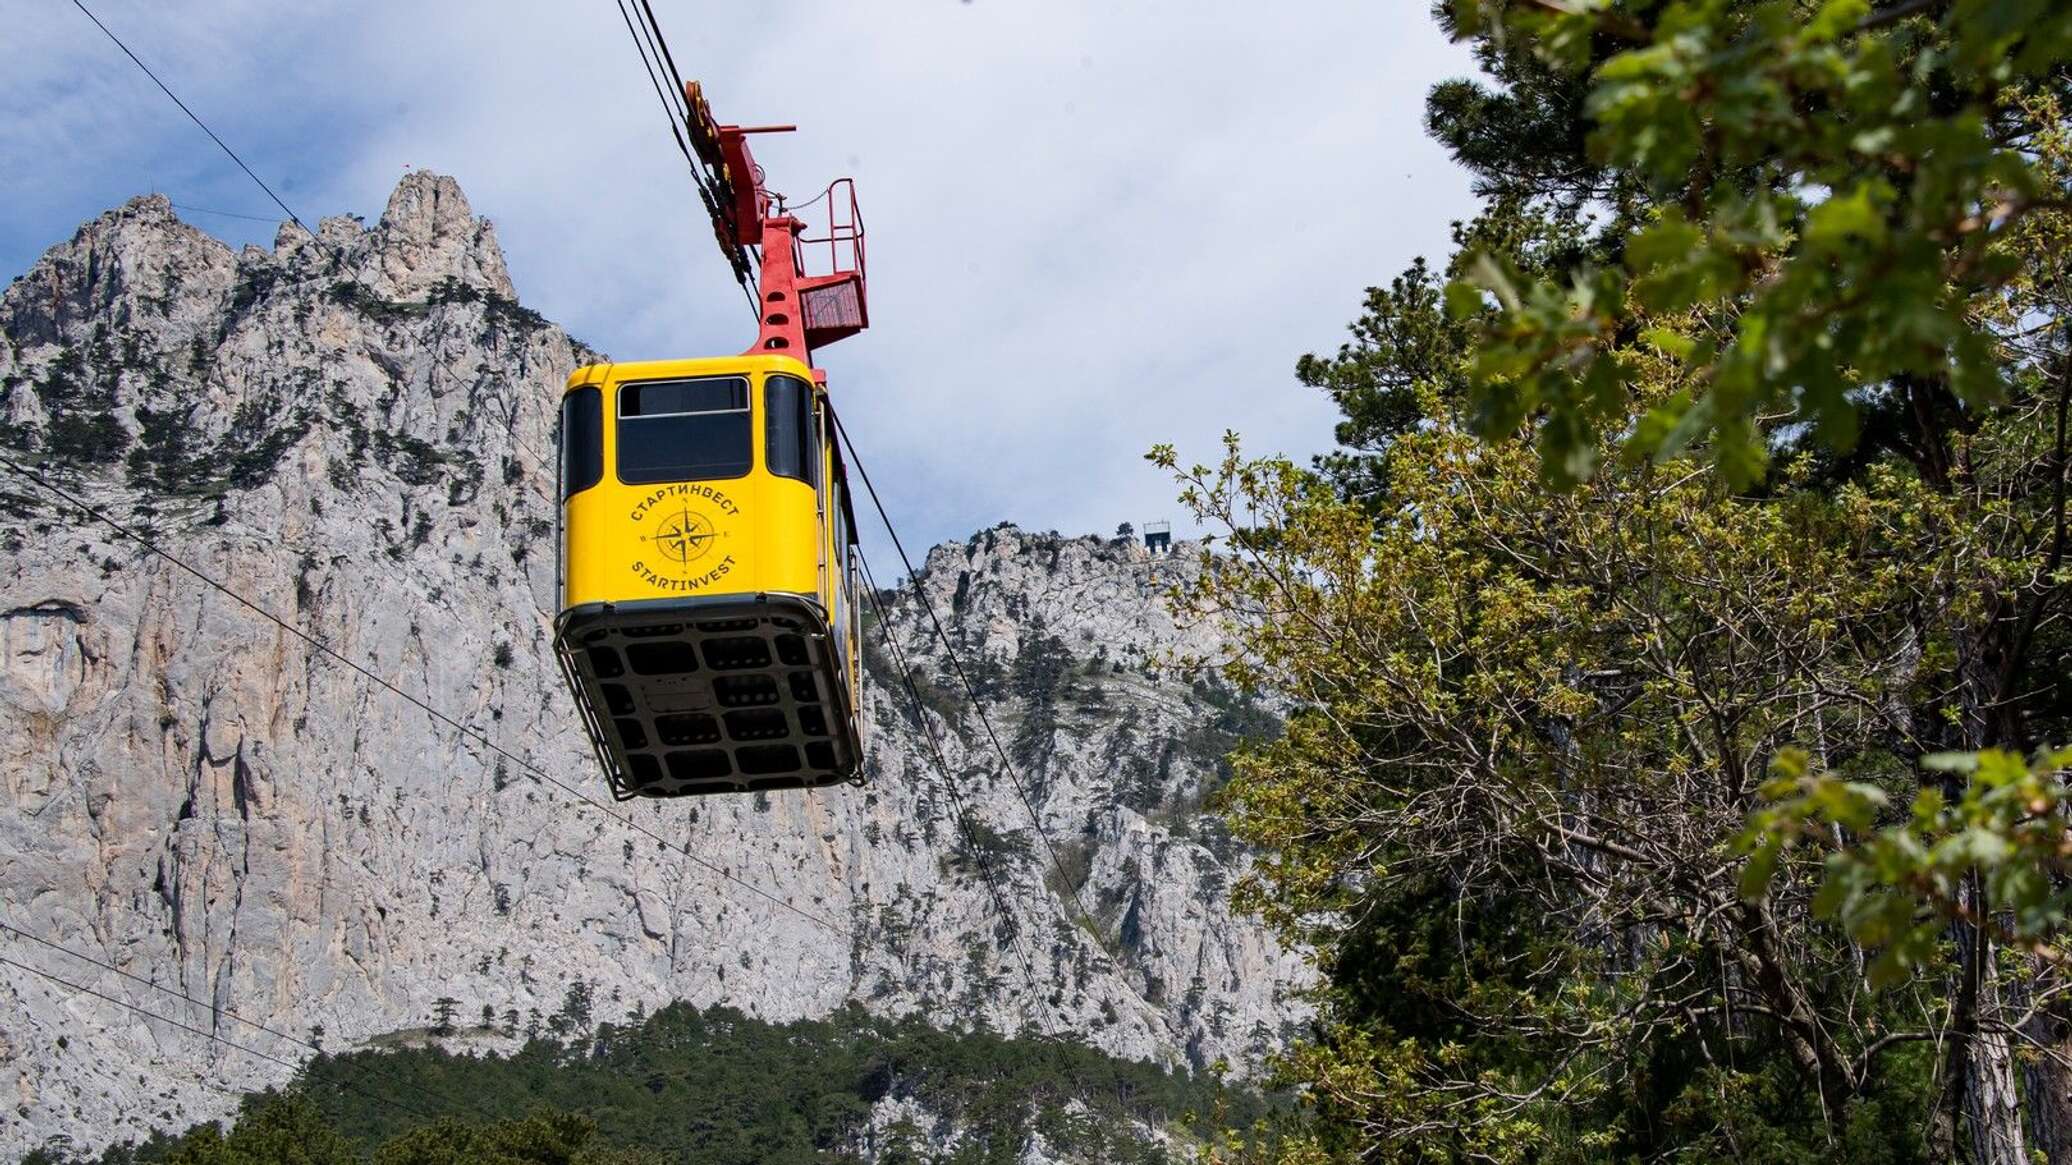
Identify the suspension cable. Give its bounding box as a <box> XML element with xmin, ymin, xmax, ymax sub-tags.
<box><xmin>637</xmin><ymin>0</ymin><xmax>693</xmax><ymax>110</ymax></box>
<box><xmin>69</xmin><ymin>0</ymin><xmax>316</xmax><ymax>240</ymax></box>
<box><xmin>610</xmin><ymin>0</ymin><xmax>760</xmax><ymax>318</ymax></box>
<box><xmin>0</xmin><ymin>920</ymin><xmax>501</xmax><ymax>1124</ymax></box>
<box><xmin>0</xmin><ymin>949</ymin><xmax>460</xmax><ymax>1125</ymax></box>
<box><xmin>2</xmin><ymin>950</ymin><xmax>307</xmax><ymax>1077</ymax></box>
<box><xmin>613</xmin><ymin>0</ymin><xmax>699</xmax><ymax>180</ymax></box>
<box><xmin>1</xmin><ymin>920</ymin><xmax>318</xmax><ymax>1052</ymax></box>
<box><xmin>637</xmin><ymin>0</ymin><xmax>763</xmax><ymax>295</ymax></box>
<box><xmin>831</xmin><ymin>416</ymin><xmax>1107</xmax><ymax>941</ymax></box>
<box><xmin>854</xmin><ymin>550</ymin><xmax>1059</xmax><ymax>1038</ymax></box>
<box><xmin>67</xmin><ymin>0</ymin><xmax>387</xmax><ymax>294</ymax></box>
<box><xmin>0</xmin><ymin>452</ymin><xmax>852</xmax><ymax>940</ymax></box>
<box><xmin>169</xmin><ymin>202</ymin><xmax>290</xmax><ymax>224</ymax></box>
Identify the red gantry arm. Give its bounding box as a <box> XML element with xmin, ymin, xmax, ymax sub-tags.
<box><xmin>682</xmin><ymin>82</ymin><xmax>868</xmax><ymax>366</ymax></box>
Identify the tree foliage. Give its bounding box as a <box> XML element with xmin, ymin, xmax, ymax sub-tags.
<box><xmin>46</xmin><ymin>1004</ymin><xmax>1269</xmax><ymax>1165</ymax></box>
<box><xmin>1445</xmin><ymin>0</ymin><xmax>2072</xmax><ymax>489</ymax></box>
<box><xmin>1161</xmin><ymin>1</ymin><xmax>2072</xmax><ymax>1159</ymax></box>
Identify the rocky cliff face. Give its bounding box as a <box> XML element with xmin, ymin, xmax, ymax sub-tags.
<box><xmin>0</xmin><ymin>174</ymin><xmax>1306</xmax><ymax>1159</ymax></box>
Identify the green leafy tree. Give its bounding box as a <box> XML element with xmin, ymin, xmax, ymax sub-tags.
<box><xmin>1748</xmin><ymin>745</ymin><xmax>2072</xmax><ymax>984</ymax></box>
<box><xmin>875</xmin><ymin>1117</ymin><xmax>929</xmax><ymax>1165</ymax></box>
<box><xmin>1433</xmin><ymin>3</ymin><xmax>2072</xmax><ymax>1160</ymax></box>
<box><xmin>1158</xmin><ymin>415</ymin><xmax>1965</xmax><ymax>1160</ymax></box>
<box><xmin>1444</xmin><ymin>0</ymin><xmax>2072</xmax><ymax>489</ymax></box>
<box><xmin>545</xmin><ymin>981</ymin><xmax>594</xmax><ymax>1040</ymax></box>
<box><xmin>371</xmin><ymin>1112</ymin><xmax>657</xmax><ymax>1165</ymax></box>
<box><xmin>1159</xmin><ymin>4</ymin><xmax>2072</xmax><ymax>1159</ymax></box>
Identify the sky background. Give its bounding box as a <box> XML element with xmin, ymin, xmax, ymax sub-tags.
<box><xmin>3</xmin><ymin>0</ymin><xmax>1479</xmax><ymax>556</ymax></box>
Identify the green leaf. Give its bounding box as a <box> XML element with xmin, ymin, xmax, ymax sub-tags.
<box><xmin>1975</xmin><ymin>748</ymin><xmax>2029</xmax><ymax>787</ymax></box>
<box><xmin>1740</xmin><ymin>838</ymin><xmax>1783</xmax><ymax>901</ymax></box>
<box><xmin>1640</xmin><ymin>327</ymin><xmax>1696</xmax><ymax>360</ymax></box>
<box><xmin>1805</xmin><ymin>0</ymin><xmax>1872</xmax><ymax>40</ymax></box>
<box><xmin>1653</xmin><ymin>392</ymin><xmax>1717</xmax><ymax>461</ymax></box>
<box><xmin>1468</xmin><ymin>253</ymin><xmax>1523</xmax><ymax>311</ymax></box>
<box><xmin>1625</xmin><ymin>217</ymin><xmax>1704</xmax><ymax>273</ymax></box>
<box><xmin>1803</xmin><ymin>183</ymin><xmax>1891</xmax><ymax>248</ymax></box>
<box><xmin>1811</xmin><ymin>866</ymin><xmax>1854</xmax><ymax>919</ymax></box>
<box><xmin>1443</xmin><ymin>280</ymin><xmax>1488</xmax><ymax>323</ymax></box>
<box><xmin>1934</xmin><ymin>827</ymin><xmax>2013</xmax><ymax>870</ymax></box>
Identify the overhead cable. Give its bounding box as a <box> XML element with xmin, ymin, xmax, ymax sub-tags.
<box><xmin>613</xmin><ymin>0</ymin><xmax>700</xmax><ymax>179</ymax></box>
<box><xmin>0</xmin><ymin>920</ymin><xmax>500</xmax><ymax>1124</ymax></box>
<box><xmin>831</xmin><ymin>415</ymin><xmax>1109</xmax><ymax>944</ymax></box>
<box><xmin>1</xmin><ymin>920</ymin><xmax>317</xmax><ymax>1052</ymax></box>
<box><xmin>0</xmin><ymin>452</ymin><xmax>852</xmax><ymax>940</ymax></box>
<box><xmin>169</xmin><ymin>202</ymin><xmax>287</xmax><ymax>224</ymax></box>
<box><xmin>609</xmin><ymin>0</ymin><xmax>760</xmax><ymax>317</ymax></box>
<box><xmin>0</xmin><ymin>949</ymin><xmax>455</xmax><ymax>1125</ymax></box>
<box><xmin>854</xmin><ymin>550</ymin><xmax>1060</xmax><ymax>1038</ymax></box>
<box><xmin>70</xmin><ymin>0</ymin><xmax>316</xmax><ymax>240</ymax></box>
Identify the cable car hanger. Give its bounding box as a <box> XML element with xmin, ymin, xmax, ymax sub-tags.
<box><xmin>552</xmin><ymin>82</ymin><xmax>872</xmax><ymax>799</ymax></box>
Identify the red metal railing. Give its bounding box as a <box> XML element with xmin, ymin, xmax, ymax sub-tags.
<box><xmin>794</xmin><ymin>179</ymin><xmax>867</xmax><ymax>345</ymax></box>
<box><xmin>795</xmin><ymin>178</ymin><xmax>865</xmax><ymax>284</ymax></box>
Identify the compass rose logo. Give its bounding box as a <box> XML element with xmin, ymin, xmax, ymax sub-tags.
<box><xmin>645</xmin><ymin>507</ymin><xmax>717</xmax><ymax>567</ymax></box>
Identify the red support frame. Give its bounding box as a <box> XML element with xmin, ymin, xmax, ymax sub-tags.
<box><xmin>683</xmin><ymin>82</ymin><xmax>868</xmax><ymax>365</ymax></box>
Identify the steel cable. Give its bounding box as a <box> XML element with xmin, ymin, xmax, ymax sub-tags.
<box><xmin>0</xmin><ymin>452</ymin><xmax>852</xmax><ymax>939</ymax></box>
<box><xmin>0</xmin><ymin>950</ymin><xmax>458</xmax><ymax>1125</ymax></box>
<box><xmin>70</xmin><ymin>0</ymin><xmax>316</xmax><ymax>240</ymax></box>
<box><xmin>169</xmin><ymin>202</ymin><xmax>289</xmax><ymax>224</ymax></box>
<box><xmin>830</xmin><ymin>415</ymin><xmax>1109</xmax><ymax>945</ymax></box>
<box><xmin>611</xmin><ymin>0</ymin><xmax>760</xmax><ymax>317</ymax></box>
<box><xmin>854</xmin><ymin>550</ymin><xmax>1062</xmax><ymax>1039</ymax></box>
<box><xmin>0</xmin><ymin>920</ymin><xmax>503</xmax><ymax>1124</ymax></box>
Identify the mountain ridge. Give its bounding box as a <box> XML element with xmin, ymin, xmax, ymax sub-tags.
<box><xmin>0</xmin><ymin>173</ymin><xmax>1305</xmax><ymax>1159</ymax></box>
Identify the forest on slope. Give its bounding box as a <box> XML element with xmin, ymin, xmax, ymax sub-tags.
<box><xmin>20</xmin><ymin>1002</ymin><xmax>1271</xmax><ymax>1165</ymax></box>
<box><xmin>1171</xmin><ymin>1</ymin><xmax>2072</xmax><ymax>1162</ymax></box>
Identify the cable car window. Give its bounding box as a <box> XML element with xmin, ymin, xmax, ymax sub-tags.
<box><xmin>764</xmin><ymin>375</ymin><xmax>819</xmax><ymax>488</ymax></box>
<box><xmin>617</xmin><ymin>376</ymin><xmax>751</xmax><ymax>484</ymax></box>
<box><xmin>622</xmin><ymin>378</ymin><xmax>745</xmax><ymax>417</ymax></box>
<box><xmin>561</xmin><ymin>386</ymin><xmax>603</xmax><ymax>500</ymax></box>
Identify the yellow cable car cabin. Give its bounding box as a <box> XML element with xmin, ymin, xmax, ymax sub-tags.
<box><xmin>559</xmin><ymin>85</ymin><xmax>872</xmax><ymax>798</ymax></box>
<box><xmin>553</xmin><ymin>355</ymin><xmax>863</xmax><ymax>798</ymax></box>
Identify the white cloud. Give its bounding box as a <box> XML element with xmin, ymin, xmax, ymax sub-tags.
<box><xmin>6</xmin><ymin>0</ymin><xmax>1478</xmax><ymax>553</ymax></box>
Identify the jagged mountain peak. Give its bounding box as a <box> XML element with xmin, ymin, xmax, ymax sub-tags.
<box><xmin>3</xmin><ymin>193</ymin><xmax>237</xmax><ymax>350</ymax></box>
<box><xmin>358</xmin><ymin>170</ymin><xmax>515</xmax><ymax>301</ymax></box>
<box><xmin>915</xmin><ymin>518</ymin><xmax>1210</xmax><ymax>663</ymax></box>
<box><xmin>3</xmin><ymin>172</ymin><xmax>518</xmax><ymax>360</ymax></box>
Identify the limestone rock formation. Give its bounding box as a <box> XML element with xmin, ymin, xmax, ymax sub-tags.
<box><xmin>0</xmin><ymin>174</ymin><xmax>1306</xmax><ymax>1159</ymax></box>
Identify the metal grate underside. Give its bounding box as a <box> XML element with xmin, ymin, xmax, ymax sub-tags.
<box><xmin>557</xmin><ymin>600</ymin><xmax>857</xmax><ymax>798</ymax></box>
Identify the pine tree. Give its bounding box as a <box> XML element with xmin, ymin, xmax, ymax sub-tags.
<box><xmin>429</xmin><ymin>997</ymin><xmax>459</xmax><ymax>1037</ymax></box>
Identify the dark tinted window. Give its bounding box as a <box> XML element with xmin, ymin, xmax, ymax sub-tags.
<box><xmin>560</xmin><ymin>386</ymin><xmax>603</xmax><ymax>499</ymax></box>
<box><xmin>764</xmin><ymin>374</ymin><xmax>819</xmax><ymax>488</ymax></box>
<box><xmin>617</xmin><ymin>376</ymin><xmax>751</xmax><ymax>484</ymax></box>
<box><xmin>623</xmin><ymin>377</ymin><xmax>746</xmax><ymax>417</ymax></box>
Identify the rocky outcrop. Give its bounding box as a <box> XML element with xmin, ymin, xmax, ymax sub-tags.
<box><xmin>0</xmin><ymin>175</ymin><xmax>1306</xmax><ymax>1159</ymax></box>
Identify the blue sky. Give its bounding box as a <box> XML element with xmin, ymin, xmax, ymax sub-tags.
<box><xmin>5</xmin><ymin>1</ymin><xmax>1478</xmax><ymax>554</ymax></box>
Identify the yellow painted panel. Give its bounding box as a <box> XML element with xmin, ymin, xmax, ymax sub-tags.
<box><xmin>560</xmin><ymin>355</ymin><xmax>824</xmax><ymax>611</ymax></box>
